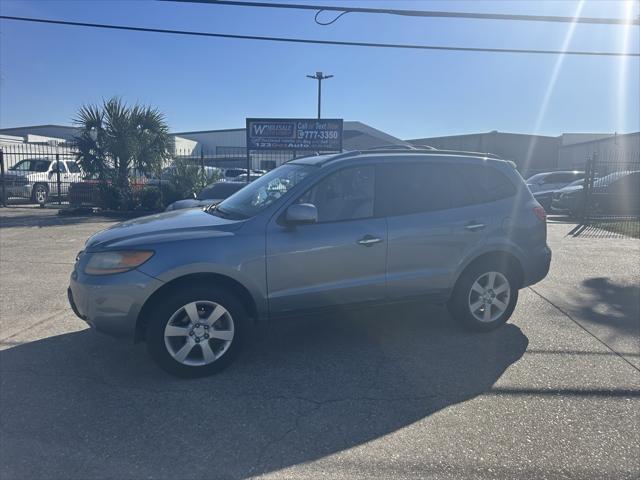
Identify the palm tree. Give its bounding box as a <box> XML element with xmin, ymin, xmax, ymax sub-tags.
<box><xmin>73</xmin><ymin>97</ymin><xmax>174</xmax><ymax>196</ymax></box>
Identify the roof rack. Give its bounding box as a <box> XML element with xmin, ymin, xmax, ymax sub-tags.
<box><xmin>365</xmin><ymin>144</ymin><xmax>436</xmax><ymax>151</ymax></box>
<box><xmin>320</xmin><ymin>148</ymin><xmax>504</xmax><ymax>165</ymax></box>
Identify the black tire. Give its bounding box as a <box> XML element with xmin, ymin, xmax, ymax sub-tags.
<box><xmin>31</xmin><ymin>183</ymin><xmax>49</xmax><ymax>204</ymax></box>
<box><xmin>447</xmin><ymin>260</ymin><xmax>518</xmax><ymax>332</ymax></box>
<box><xmin>146</xmin><ymin>284</ymin><xmax>247</xmax><ymax>378</ymax></box>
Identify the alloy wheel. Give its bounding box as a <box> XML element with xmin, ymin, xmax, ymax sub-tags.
<box><xmin>163</xmin><ymin>301</ymin><xmax>235</xmax><ymax>366</ymax></box>
<box><xmin>468</xmin><ymin>271</ymin><xmax>511</xmax><ymax>323</ymax></box>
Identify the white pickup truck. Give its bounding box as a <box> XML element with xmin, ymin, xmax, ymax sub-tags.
<box><xmin>8</xmin><ymin>157</ymin><xmax>83</xmax><ymax>203</ymax></box>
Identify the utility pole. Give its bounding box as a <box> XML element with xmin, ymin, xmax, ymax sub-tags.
<box><xmin>306</xmin><ymin>72</ymin><xmax>333</xmax><ymax>119</ymax></box>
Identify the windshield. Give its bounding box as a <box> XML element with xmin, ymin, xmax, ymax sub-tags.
<box><xmin>213</xmin><ymin>164</ymin><xmax>314</xmax><ymax>219</ymax></box>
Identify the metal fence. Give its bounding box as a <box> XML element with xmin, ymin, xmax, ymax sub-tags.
<box><xmin>0</xmin><ymin>143</ymin><xmax>295</xmax><ymax>209</ymax></box>
<box><xmin>581</xmin><ymin>151</ymin><xmax>640</xmax><ymax>224</ymax></box>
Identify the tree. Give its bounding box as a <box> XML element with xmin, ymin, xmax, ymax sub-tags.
<box><xmin>73</xmin><ymin>97</ymin><xmax>174</xmax><ymax>204</ymax></box>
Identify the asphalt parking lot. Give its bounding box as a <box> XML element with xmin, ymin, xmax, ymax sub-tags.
<box><xmin>0</xmin><ymin>207</ymin><xmax>638</xmax><ymax>480</ymax></box>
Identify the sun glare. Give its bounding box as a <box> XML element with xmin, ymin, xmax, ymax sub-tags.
<box><xmin>616</xmin><ymin>0</ymin><xmax>635</xmax><ymax>135</ymax></box>
<box><xmin>522</xmin><ymin>0</ymin><xmax>586</xmax><ymax>172</ymax></box>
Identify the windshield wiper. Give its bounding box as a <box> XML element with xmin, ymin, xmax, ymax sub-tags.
<box><xmin>205</xmin><ymin>204</ymin><xmax>247</xmax><ymax>220</ymax></box>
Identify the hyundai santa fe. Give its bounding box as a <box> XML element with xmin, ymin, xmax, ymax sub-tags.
<box><xmin>68</xmin><ymin>149</ymin><xmax>551</xmax><ymax>377</ymax></box>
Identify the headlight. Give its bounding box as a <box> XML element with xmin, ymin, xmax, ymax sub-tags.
<box><xmin>84</xmin><ymin>250</ymin><xmax>154</xmax><ymax>275</ymax></box>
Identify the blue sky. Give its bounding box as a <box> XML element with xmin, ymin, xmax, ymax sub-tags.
<box><xmin>0</xmin><ymin>0</ymin><xmax>638</xmax><ymax>139</ymax></box>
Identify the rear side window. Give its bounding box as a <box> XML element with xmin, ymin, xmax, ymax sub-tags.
<box><xmin>379</xmin><ymin>162</ymin><xmax>473</xmax><ymax>216</ymax></box>
<box><xmin>456</xmin><ymin>164</ymin><xmax>516</xmax><ymax>204</ymax></box>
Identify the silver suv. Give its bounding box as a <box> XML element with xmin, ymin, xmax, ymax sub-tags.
<box><xmin>69</xmin><ymin>149</ymin><xmax>551</xmax><ymax>377</ymax></box>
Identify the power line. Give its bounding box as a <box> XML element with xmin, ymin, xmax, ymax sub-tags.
<box><xmin>1</xmin><ymin>15</ymin><xmax>638</xmax><ymax>57</ymax></box>
<box><xmin>161</xmin><ymin>0</ymin><xmax>640</xmax><ymax>26</ymax></box>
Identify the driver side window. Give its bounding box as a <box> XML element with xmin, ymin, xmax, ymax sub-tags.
<box><xmin>298</xmin><ymin>166</ymin><xmax>375</xmax><ymax>223</ymax></box>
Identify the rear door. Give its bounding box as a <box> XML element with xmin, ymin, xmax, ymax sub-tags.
<box><xmin>266</xmin><ymin>165</ymin><xmax>387</xmax><ymax>315</ymax></box>
<box><xmin>381</xmin><ymin>161</ymin><xmax>484</xmax><ymax>300</ymax></box>
<box><xmin>382</xmin><ymin>161</ymin><xmax>516</xmax><ymax>301</ymax></box>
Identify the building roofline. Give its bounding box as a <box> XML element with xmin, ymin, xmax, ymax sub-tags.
<box><xmin>406</xmin><ymin>131</ymin><xmax>560</xmax><ymax>142</ymax></box>
<box><xmin>0</xmin><ymin>124</ymin><xmax>78</xmax><ymax>131</ymax></box>
<box><xmin>172</xmin><ymin>128</ymin><xmax>246</xmax><ymax>135</ymax></box>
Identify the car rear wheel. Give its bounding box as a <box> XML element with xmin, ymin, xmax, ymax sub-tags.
<box><xmin>146</xmin><ymin>285</ymin><xmax>246</xmax><ymax>377</ymax></box>
<box><xmin>448</xmin><ymin>262</ymin><xmax>518</xmax><ymax>332</ymax></box>
<box><xmin>32</xmin><ymin>184</ymin><xmax>48</xmax><ymax>204</ymax></box>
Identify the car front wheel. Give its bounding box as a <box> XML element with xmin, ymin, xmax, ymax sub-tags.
<box><xmin>448</xmin><ymin>262</ymin><xmax>518</xmax><ymax>332</ymax></box>
<box><xmin>146</xmin><ymin>285</ymin><xmax>246</xmax><ymax>377</ymax></box>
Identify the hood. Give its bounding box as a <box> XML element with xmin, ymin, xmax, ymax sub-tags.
<box><xmin>86</xmin><ymin>207</ymin><xmax>241</xmax><ymax>250</ymax></box>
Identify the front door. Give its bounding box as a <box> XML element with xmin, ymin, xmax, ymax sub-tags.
<box><xmin>266</xmin><ymin>165</ymin><xmax>387</xmax><ymax>315</ymax></box>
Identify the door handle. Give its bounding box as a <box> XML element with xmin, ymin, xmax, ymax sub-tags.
<box><xmin>465</xmin><ymin>222</ymin><xmax>486</xmax><ymax>232</ymax></box>
<box><xmin>357</xmin><ymin>235</ymin><xmax>382</xmax><ymax>246</ymax></box>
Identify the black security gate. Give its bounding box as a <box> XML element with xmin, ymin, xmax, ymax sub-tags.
<box><xmin>577</xmin><ymin>150</ymin><xmax>640</xmax><ymax>237</ymax></box>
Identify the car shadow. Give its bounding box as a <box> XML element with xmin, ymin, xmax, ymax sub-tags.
<box><xmin>0</xmin><ymin>303</ymin><xmax>528</xmax><ymax>479</ymax></box>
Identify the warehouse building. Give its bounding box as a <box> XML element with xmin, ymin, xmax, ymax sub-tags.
<box><xmin>407</xmin><ymin>131</ymin><xmax>638</xmax><ymax>175</ymax></box>
<box><xmin>1</xmin><ymin>123</ymin><xmax>637</xmax><ymax>173</ymax></box>
<box><xmin>558</xmin><ymin>132</ymin><xmax>640</xmax><ymax>169</ymax></box>
<box><xmin>408</xmin><ymin>131</ymin><xmax>560</xmax><ymax>176</ymax></box>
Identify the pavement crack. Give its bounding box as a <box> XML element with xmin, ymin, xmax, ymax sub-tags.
<box><xmin>528</xmin><ymin>286</ymin><xmax>640</xmax><ymax>375</ymax></box>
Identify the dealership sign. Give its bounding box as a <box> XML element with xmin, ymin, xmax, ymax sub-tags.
<box><xmin>246</xmin><ymin>118</ymin><xmax>343</xmax><ymax>151</ymax></box>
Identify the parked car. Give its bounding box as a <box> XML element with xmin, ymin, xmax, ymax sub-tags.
<box><xmin>8</xmin><ymin>157</ymin><xmax>83</xmax><ymax>203</ymax></box>
<box><xmin>69</xmin><ymin>149</ymin><xmax>551</xmax><ymax>377</ymax></box>
<box><xmin>533</xmin><ymin>178</ymin><xmax>585</xmax><ymax>212</ymax></box>
<box><xmin>165</xmin><ymin>181</ymin><xmax>247</xmax><ymax>211</ymax></box>
<box><xmin>551</xmin><ymin>170</ymin><xmax>640</xmax><ymax>217</ymax></box>
<box><xmin>223</xmin><ymin>168</ymin><xmax>265</xmax><ymax>180</ymax></box>
<box><xmin>68</xmin><ymin>174</ymin><xmax>162</xmax><ymax>207</ymax></box>
<box><xmin>526</xmin><ymin>171</ymin><xmax>584</xmax><ymax>194</ymax></box>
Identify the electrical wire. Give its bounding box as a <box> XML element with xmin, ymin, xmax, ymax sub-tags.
<box><xmin>314</xmin><ymin>10</ymin><xmax>350</xmax><ymax>26</ymax></box>
<box><xmin>1</xmin><ymin>15</ymin><xmax>638</xmax><ymax>57</ymax></box>
<box><xmin>160</xmin><ymin>0</ymin><xmax>640</xmax><ymax>26</ymax></box>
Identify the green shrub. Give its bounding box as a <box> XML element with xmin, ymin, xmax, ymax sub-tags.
<box><xmin>159</xmin><ymin>183</ymin><xmax>183</xmax><ymax>208</ymax></box>
<box><xmin>98</xmin><ymin>183</ymin><xmax>121</xmax><ymax>210</ymax></box>
<box><xmin>135</xmin><ymin>187</ymin><xmax>162</xmax><ymax>211</ymax></box>
<box><xmin>167</xmin><ymin>159</ymin><xmax>220</xmax><ymax>200</ymax></box>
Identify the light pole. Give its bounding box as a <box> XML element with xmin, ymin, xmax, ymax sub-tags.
<box><xmin>306</xmin><ymin>72</ymin><xmax>333</xmax><ymax>119</ymax></box>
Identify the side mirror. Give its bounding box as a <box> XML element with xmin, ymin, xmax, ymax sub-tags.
<box><xmin>285</xmin><ymin>203</ymin><xmax>318</xmax><ymax>225</ymax></box>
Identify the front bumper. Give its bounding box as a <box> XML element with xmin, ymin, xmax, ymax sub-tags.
<box><xmin>68</xmin><ymin>265</ymin><xmax>163</xmax><ymax>339</ymax></box>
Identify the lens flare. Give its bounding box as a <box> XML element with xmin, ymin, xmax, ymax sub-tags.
<box><xmin>616</xmin><ymin>0</ymin><xmax>635</xmax><ymax>134</ymax></box>
<box><xmin>523</xmin><ymin>0</ymin><xmax>586</xmax><ymax>173</ymax></box>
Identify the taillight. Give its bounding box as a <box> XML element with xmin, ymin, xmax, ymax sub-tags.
<box><xmin>533</xmin><ymin>206</ymin><xmax>546</xmax><ymax>222</ymax></box>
